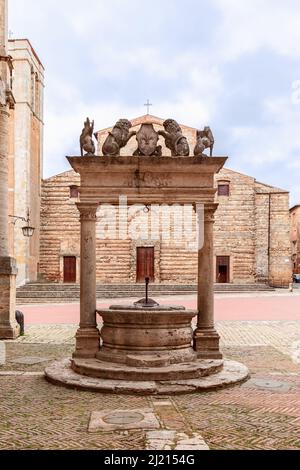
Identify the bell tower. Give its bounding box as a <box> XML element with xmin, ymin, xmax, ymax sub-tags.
<box><xmin>0</xmin><ymin>0</ymin><xmax>19</xmax><ymax>339</ymax></box>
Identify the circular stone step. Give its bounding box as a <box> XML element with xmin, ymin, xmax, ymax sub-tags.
<box><xmin>45</xmin><ymin>358</ymin><xmax>249</xmax><ymax>395</ymax></box>
<box><xmin>71</xmin><ymin>357</ymin><xmax>223</xmax><ymax>381</ymax></box>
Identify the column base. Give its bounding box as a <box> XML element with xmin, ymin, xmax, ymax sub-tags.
<box><xmin>0</xmin><ymin>257</ymin><xmax>19</xmax><ymax>340</ymax></box>
<box><xmin>0</xmin><ymin>324</ymin><xmax>20</xmax><ymax>340</ymax></box>
<box><xmin>193</xmin><ymin>327</ymin><xmax>223</xmax><ymax>360</ymax></box>
<box><xmin>72</xmin><ymin>327</ymin><xmax>101</xmax><ymax>359</ymax></box>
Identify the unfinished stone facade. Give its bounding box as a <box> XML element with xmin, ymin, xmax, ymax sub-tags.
<box><xmin>7</xmin><ymin>39</ymin><xmax>44</xmax><ymax>286</ymax></box>
<box><xmin>39</xmin><ymin>116</ymin><xmax>291</xmax><ymax>288</ymax></box>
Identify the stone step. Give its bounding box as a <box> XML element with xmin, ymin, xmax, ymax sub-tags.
<box><xmin>72</xmin><ymin>357</ymin><xmax>223</xmax><ymax>381</ymax></box>
<box><xmin>16</xmin><ymin>282</ymin><xmax>275</xmax><ymax>304</ymax></box>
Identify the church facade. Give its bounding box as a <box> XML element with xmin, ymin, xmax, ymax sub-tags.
<box><xmin>39</xmin><ymin>115</ymin><xmax>291</xmax><ymax>288</ymax></box>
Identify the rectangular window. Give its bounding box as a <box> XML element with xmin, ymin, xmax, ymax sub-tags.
<box><xmin>218</xmin><ymin>184</ymin><xmax>230</xmax><ymax>196</ymax></box>
<box><xmin>70</xmin><ymin>186</ymin><xmax>79</xmax><ymax>198</ymax></box>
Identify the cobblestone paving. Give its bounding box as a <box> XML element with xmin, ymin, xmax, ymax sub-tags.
<box><xmin>0</xmin><ymin>321</ymin><xmax>300</xmax><ymax>450</ymax></box>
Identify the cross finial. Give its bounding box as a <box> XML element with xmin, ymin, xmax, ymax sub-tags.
<box><xmin>144</xmin><ymin>99</ymin><xmax>152</xmax><ymax>115</ymax></box>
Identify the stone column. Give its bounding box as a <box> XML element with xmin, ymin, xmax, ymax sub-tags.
<box><xmin>194</xmin><ymin>204</ymin><xmax>222</xmax><ymax>359</ymax></box>
<box><xmin>73</xmin><ymin>203</ymin><xmax>100</xmax><ymax>358</ymax></box>
<box><xmin>0</xmin><ymin>0</ymin><xmax>19</xmax><ymax>339</ymax></box>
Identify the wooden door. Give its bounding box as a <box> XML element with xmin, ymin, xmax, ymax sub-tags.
<box><xmin>136</xmin><ymin>247</ymin><xmax>155</xmax><ymax>283</ymax></box>
<box><xmin>63</xmin><ymin>256</ymin><xmax>77</xmax><ymax>283</ymax></box>
<box><xmin>216</xmin><ymin>256</ymin><xmax>230</xmax><ymax>283</ymax></box>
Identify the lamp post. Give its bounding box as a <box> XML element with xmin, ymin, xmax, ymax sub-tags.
<box><xmin>9</xmin><ymin>208</ymin><xmax>35</xmax><ymax>238</ymax></box>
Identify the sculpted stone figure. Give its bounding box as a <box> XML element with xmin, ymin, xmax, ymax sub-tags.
<box><xmin>133</xmin><ymin>123</ymin><xmax>162</xmax><ymax>156</ymax></box>
<box><xmin>102</xmin><ymin>119</ymin><xmax>136</xmax><ymax>156</ymax></box>
<box><xmin>194</xmin><ymin>126</ymin><xmax>214</xmax><ymax>157</ymax></box>
<box><xmin>80</xmin><ymin>118</ymin><xmax>95</xmax><ymax>156</ymax></box>
<box><xmin>175</xmin><ymin>136</ymin><xmax>190</xmax><ymax>156</ymax></box>
<box><xmin>158</xmin><ymin>119</ymin><xmax>190</xmax><ymax>156</ymax></box>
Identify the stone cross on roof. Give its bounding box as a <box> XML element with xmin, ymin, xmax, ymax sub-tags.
<box><xmin>144</xmin><ymin>99</ymin><xmax>152</xmax><ymax>115</ymax></box>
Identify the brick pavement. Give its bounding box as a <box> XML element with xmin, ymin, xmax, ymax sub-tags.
<box><xmin>0</xmin><ymin>321</ymin><xmax>300</xmax><ymax>450</ymax></box>
<box><xmin>9</xmin><ymin>320</ymin><xmax>300</xmax><ymax>363</ymax></box>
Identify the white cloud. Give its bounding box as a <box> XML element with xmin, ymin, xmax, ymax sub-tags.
<box><xmin>228</xmin><ymin>92</ymin><xmax>300</xmax><ymax>166</ymax></box>
<box><xmin>9</xmin><ymin>0</ymin><xmax>300</xmax><ymax>205</ymax></box>
<box><xmin>214</xmin><ymin>0</ymin><xmax>300</xmax><ymax>60</ymax></box>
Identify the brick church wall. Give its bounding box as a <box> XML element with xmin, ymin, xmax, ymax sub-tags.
<box><xmin>40</xmin><ymin>167</ymin><xmax>291</xmax><ymax>287</ymax></box>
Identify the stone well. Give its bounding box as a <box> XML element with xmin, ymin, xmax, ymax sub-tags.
<box><xmin>45</xmin><ymin>124</ymin><xmax>249</xmax><ymax>394</ymax></box>
<box><xmin>71</xmin><ymin>305</ymin><xmax>224</xmax><ymax>381</ymax></box>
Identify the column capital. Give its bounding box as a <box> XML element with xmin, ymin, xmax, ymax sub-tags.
<box><xmin>204</xmin><ymin>203</ymin><xmax>218</xmax><ymax>222</ymax></box>
<box><xmin>76</xmin><ymin>203</ymin><xmax>98</xmax><ymax>222</ymax></box>
<box><xmin>193</xmin><ymin>203</ymin><xmax>218</xmax><ymax>215</ymax></box>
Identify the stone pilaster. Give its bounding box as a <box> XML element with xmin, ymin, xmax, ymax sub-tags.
<box><xmin>194</xmin><ymin>204</ymin><xmax>222</xmax><ymax>359</ymax></box>
<box><xmin>0</xmin><ymin>0</ymin><xmax>19</xmax><ymax>340</ymax></box>
<box><xmin>73</xmin><ymin>203</ymin><xmax>100</xmax><ymax>358</ymax></box>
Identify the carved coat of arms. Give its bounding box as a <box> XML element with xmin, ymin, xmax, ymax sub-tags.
<box><xmin>133</xmin><ymin>123</ymin><xmax>162</xmax><ymax>156</ymax></box>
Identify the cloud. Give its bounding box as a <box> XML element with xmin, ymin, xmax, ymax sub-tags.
<box><xmin>213</xmin><ymin>0</ymin><xmax>300</xmax><ymax>60</ymax></box>
<box><xmin>9</xmin><ymin>0</ymin><xmax>300</xmax><ymax>205</ymax></box>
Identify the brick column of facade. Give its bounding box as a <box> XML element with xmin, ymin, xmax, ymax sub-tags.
<box><xmin>73</xmin><ymin>203</ymin><xmax>100</xmax><ymax>358</ymax></box>
<box><xmin>194</xmin><ymin>204</ymin><xmax>222</xmax><ymax>359</ymax></box>
<box><xmin>0</xmin><ymin>0</ymin><xmax>19</xmax><ymax>339</ymax></box>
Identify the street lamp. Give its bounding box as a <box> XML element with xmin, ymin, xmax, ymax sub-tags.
<box><xmin>9</xmin><ymin>208</ymin><xmax>35</xmax><ymax>238</ymax></box>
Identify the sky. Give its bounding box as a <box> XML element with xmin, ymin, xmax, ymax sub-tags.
<box><xmin>8</xmin><ymin>0</ymin><xmax>300</xmax><ymax>206</ymax></box>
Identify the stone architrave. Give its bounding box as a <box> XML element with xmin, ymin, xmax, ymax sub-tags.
<box><xmin>73</xmin><ymin>203</ymin><xmax>100</xmax><ymax>358</ymax></box>
<box><xmin>0</xmin><ymin>0</ymin><xmax>19</xmax><ymax>339</ymax></box>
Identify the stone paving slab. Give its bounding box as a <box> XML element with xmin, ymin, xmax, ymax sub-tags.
<box><xmin>145</xmin><ymin>430</ymin><xmax>209</xmax><ymax>450</ymax></box>
<box><xmin>89</xmin><ymin>409</ymin><xmax>160</xmax><ymax>432</ymax></box>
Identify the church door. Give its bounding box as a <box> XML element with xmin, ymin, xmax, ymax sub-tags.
<box><xmin>216</xmin><ymin>256</ymin><xmax>230</xmax><ymax>283</ymax></box>
<box><xmin>63</xmin><ymin>256</ymin><xmax>77</xmax><ymax>283</ymax></box>
<box><xmin>136</xmin><ymin>247</ymin><xmax>155</xmax><ymax>283</ymax></box>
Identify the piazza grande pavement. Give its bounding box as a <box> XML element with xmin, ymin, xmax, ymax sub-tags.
<box><xmin>0</xmin><ymin>290</ymin><xmax>300</xmax><ymax>450</ymax></box>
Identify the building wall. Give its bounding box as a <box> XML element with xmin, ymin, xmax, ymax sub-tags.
<box><xmin>290</xmin><ymin>205</ymin><xmax>300</xmax><ymax>274</ymax></box>
<box><xmin>255</xmin><ymin>183</ymin><xmax>292</xmax><ymax>287</ymax></box>
<box><xmin>39</xmin><ymin>167</ymin><xmax>291</xmax><ymax>288</ymax></box>
<box><xmin>7</xmin><ymin>39</ymin><xmax>44</xmax><ymax>286</ymax></box>
<box><xmin>214</xmin><ymin>169</ymin><xmax>256</xmax><ymax>284</ymax></box>
<box><xmin>40</xmin><ymin>171</ymin><xmax>81</xmax><ymax>283</ymax></box>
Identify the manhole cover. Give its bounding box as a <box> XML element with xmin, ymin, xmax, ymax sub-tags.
<box><xmin>89</xmin><ymin>409</ymin><xmax>160</xmax><ymax>432</ymax></box>
<box><xmin>103</xmin><ymin>411</ymin><xmax>144</xmax><ymax>425</ymax></box>
<box><xmin>243</xmin><ymin>378</ymin><xmax>292</xmax><ymax>393</ymax></box>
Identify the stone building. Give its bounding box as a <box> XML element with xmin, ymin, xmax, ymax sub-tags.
<box><xmin>290</xmin><ymin>205</ymin><xmax>300</xmax><ymax>274</ymax></box>
<box><xmin>7</xmin><ymin>39</ymin><xmax>44</xmax><ymax>286</ymax></box>
<box><xmin>39</xmin><ymin>115</ymin><xmax>291</xmax><ymax>288</ymax></box>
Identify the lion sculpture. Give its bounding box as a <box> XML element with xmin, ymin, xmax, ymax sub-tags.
<box><xmin>102</xmin><ymin>119</ymin><xmax>136</xmax><ymax>156</ymax></box>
